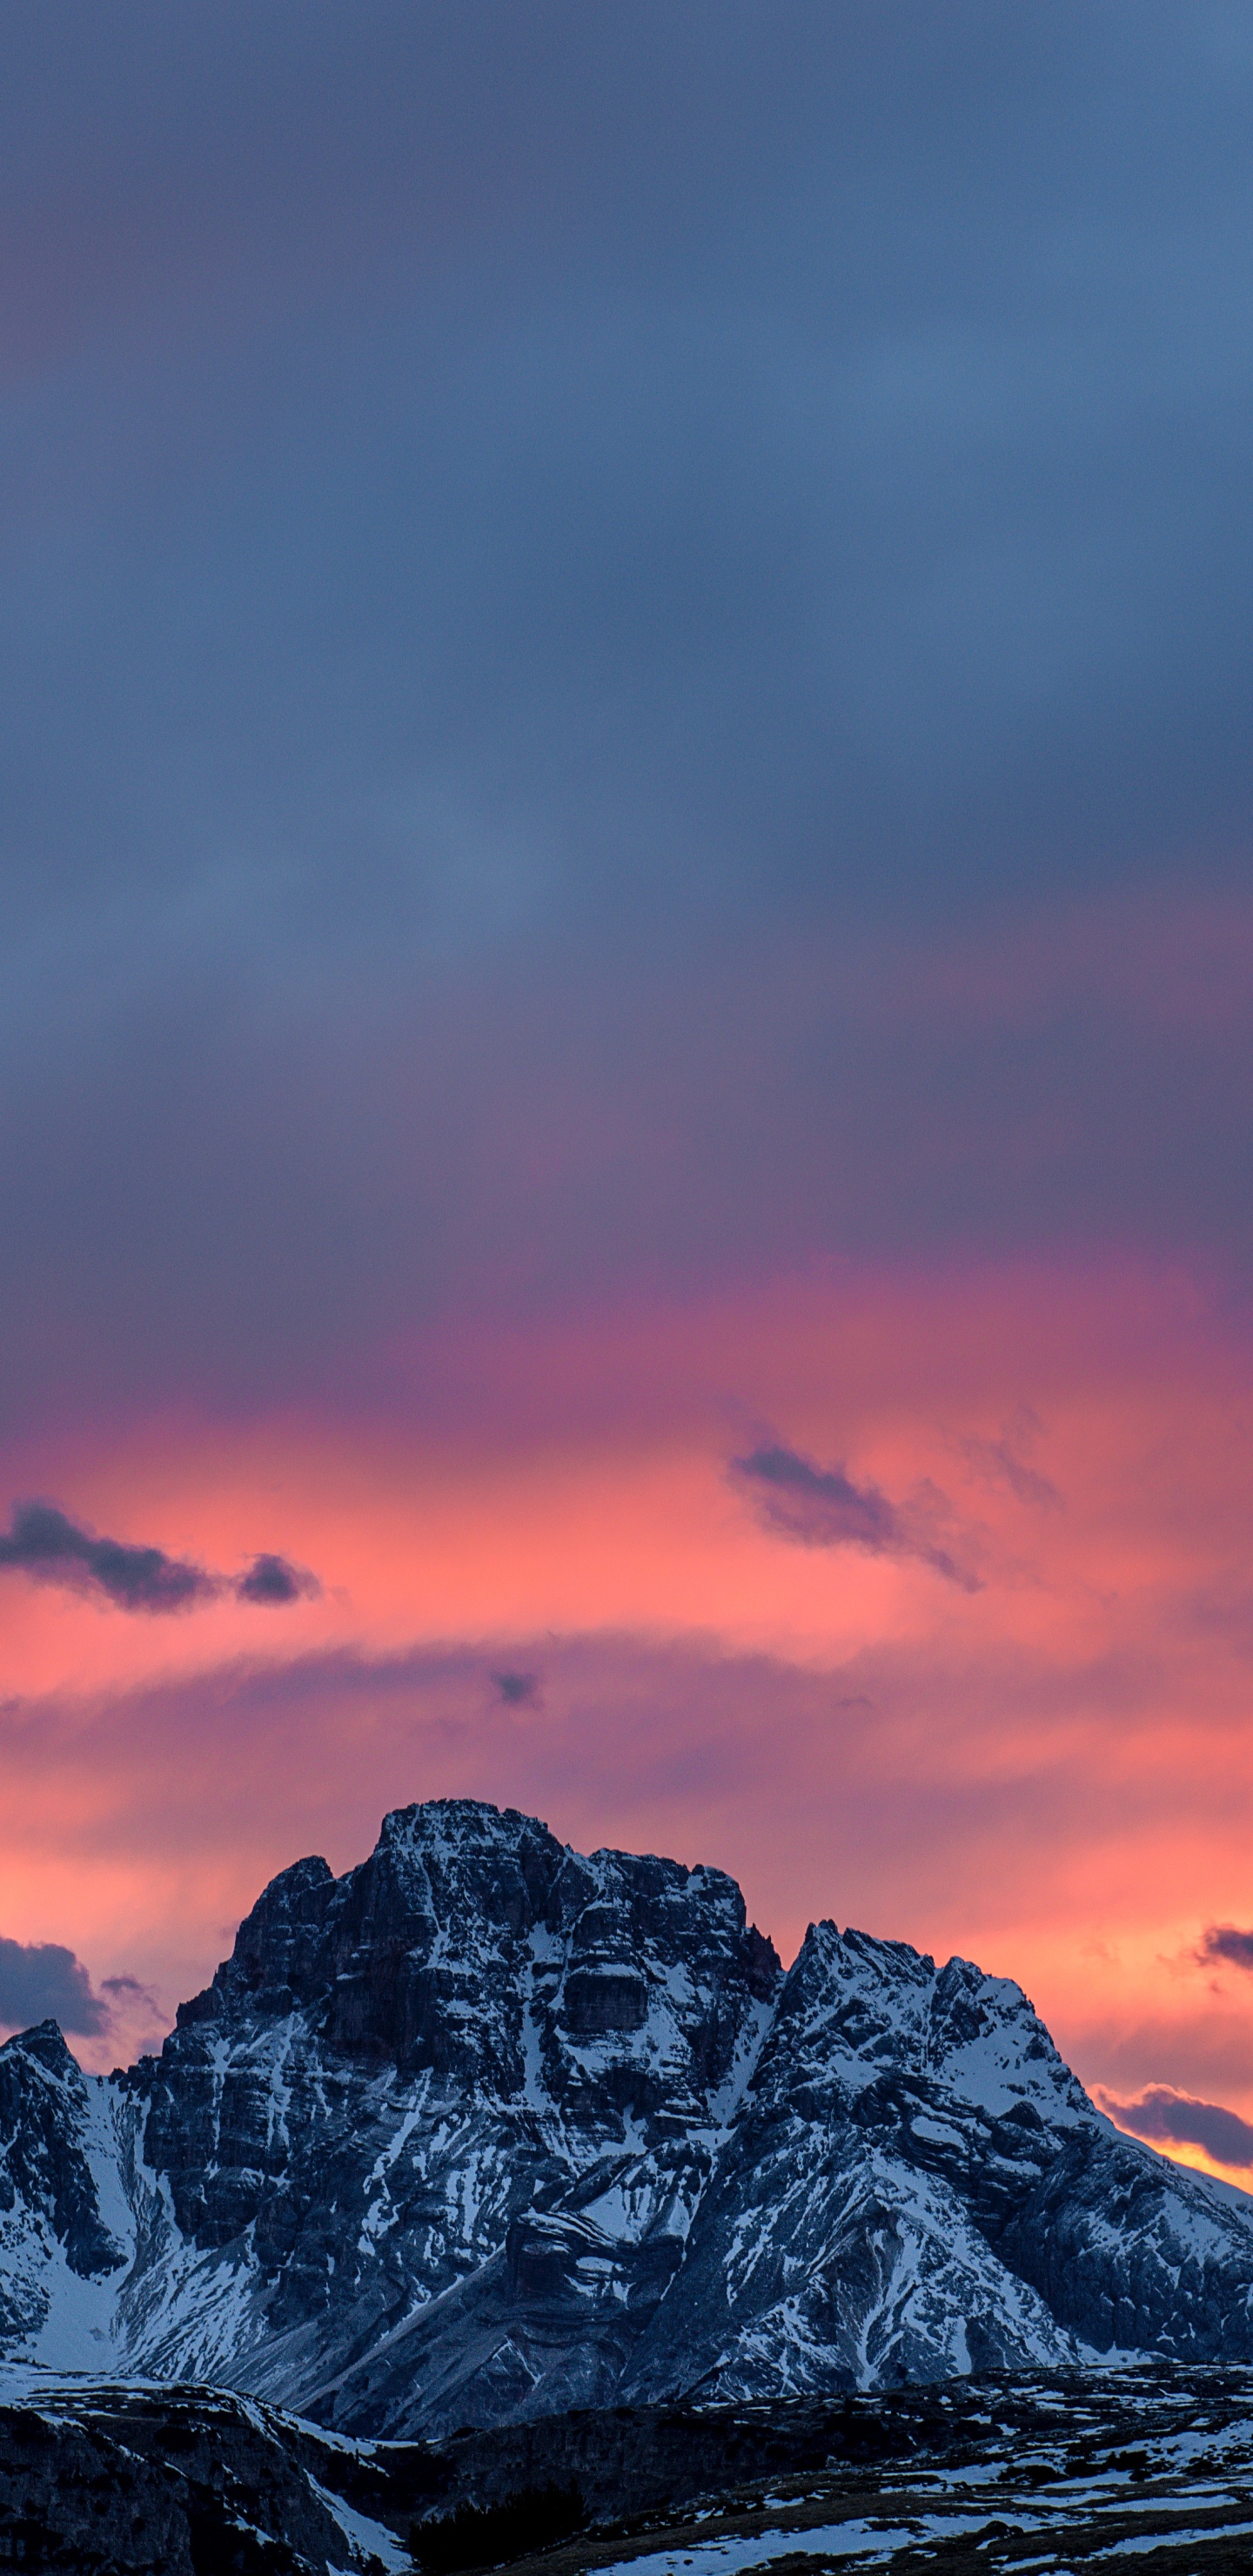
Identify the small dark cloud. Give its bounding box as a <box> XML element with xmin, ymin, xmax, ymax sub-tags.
<box><xmin>0</xmin><ymin>1499</ymin><xmax>213</xmax><ymax>1613</ymax></box>
<box><xmin>957</xmin><ymin>1411</ymin><xmax>1062</xmax><ymax>1511</ymax></box>
<box><xmin>0</xmin><ymin>1502</ymin><xmax>319</xmax><ymax>1614</ymax></box>
<box><xmin>0</xmin><ymin>1935</ymin><xmax>111</xmax><ymax>2036</ymax></box>
<box><xmin>734</xmin><ymin>1444</ymin><xmax>897</xmax><ymax>1550</ymax></box>
<box><xmin>492</xmin><ymin>1668</ymin><xmax>539</xmax><ymax>1705</ymax></box>
<box><xmin>729</xmin><ymin>1444</ymin><xmax>980</xmax><ymax>1590</ymax></box>
<box><xmin>1198</xmin><ymin>1925</ymin><xmax>1253</xmax><ymax>1973</ymax></box>
<box><xmin>235</xmin><ymin>1553</ymin><xmax>321</xmax><ymax>1606</ymax></box>
<box><xmin>1102</xmin><ymin>2084</ymin><xmax>1253</xmax><ymax>2170</ymax></box>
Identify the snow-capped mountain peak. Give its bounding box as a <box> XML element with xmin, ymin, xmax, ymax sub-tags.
<box><xmin>3</xmin><ymin>1799</ymin><xmax>1251</xmax><ymax>2433</ymax></box>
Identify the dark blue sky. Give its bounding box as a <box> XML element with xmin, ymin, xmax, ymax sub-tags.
<box><xmin>3</xmin><ymin>0</ymin><xmax>1253</xmax><ymax>1428</ymax></box>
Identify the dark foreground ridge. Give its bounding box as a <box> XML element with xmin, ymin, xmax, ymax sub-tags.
<box><xmin>3</xmin><ymin>1799</ymin><xmax>1253</xmax><ymax>2430</ymax></box>
<box><xmin>5</xmin><ymin>2367</ymin><xmax>1253</xmax><ymax>2573</ymax></box>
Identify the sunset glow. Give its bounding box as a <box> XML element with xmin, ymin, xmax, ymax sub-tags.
<box><xmin>3</xmin><ymin>5</ymin><xmax>1253</xmax><ymax>2219</ymax></box>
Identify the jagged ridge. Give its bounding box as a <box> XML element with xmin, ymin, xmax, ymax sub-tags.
<box><xmin>2</xmin><ymin>1798</ymin><xmax>1252</xmax><ymax>2434</ymax></box>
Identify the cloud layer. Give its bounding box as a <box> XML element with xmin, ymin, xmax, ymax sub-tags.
<box><xmin>0</xmin><ymin>10</ymin><xmax>1251</xmax><ymax>1435</ymax></box>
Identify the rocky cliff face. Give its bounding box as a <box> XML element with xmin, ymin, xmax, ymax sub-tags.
<box><xmin>2</xmin><ymin>1798</ymin><xmax>1252</xmax><ymax>2435</ymax></box>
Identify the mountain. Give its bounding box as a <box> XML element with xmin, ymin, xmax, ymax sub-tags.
<box><xmin>3</xmin><ymin>1796</ymin><xmax>1253</xmax><ymax>2437</ymax></box>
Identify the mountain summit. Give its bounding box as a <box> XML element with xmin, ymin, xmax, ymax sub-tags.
<box><xmin>2</xmin><ymin>1798</ymin><xmax>1252</xmax><ymax>2434</ymax></box>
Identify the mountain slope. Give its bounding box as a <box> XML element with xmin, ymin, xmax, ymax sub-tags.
<box><xmin>2</xmin><ymin>1798</ymin><xmax>1251</xmax><ymax>2432</ymax></box>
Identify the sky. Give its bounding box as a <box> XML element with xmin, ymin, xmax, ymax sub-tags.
<box><xmin>3</xmin><ymin>0</ymin><xmax>1253</xmax><ymax>2187</ymax></box>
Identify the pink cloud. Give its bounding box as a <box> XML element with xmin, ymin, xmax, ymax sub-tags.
<box><xmin>3</xmin><ymin>1247</ymin><xmax>1253</xmax><ymax>2117</ymax></box>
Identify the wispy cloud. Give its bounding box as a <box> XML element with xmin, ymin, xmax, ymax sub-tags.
<box><xmin>1099</xmin><ymin>2083</ymin><xmax>1253</xmax><ymax>2170</ymax></box>
<box><xmin>729</xmin><ymin>1443</ymin><xmax>980</xmax><ymax>1589</ymax></box>
<box><xmin>0</xmin><ymin>1501</ymin><xmax>318</xmax><ymax>1615</ymax></box>
<box><xmin>956</xmin><ymin>1409</ymin><xmax>1062</xmax><ymax>1511</ymax></box>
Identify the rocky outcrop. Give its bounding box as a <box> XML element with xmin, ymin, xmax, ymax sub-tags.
<box><xmin>0</xmin><ymin>2381</ymin><xmax>407</xmax><ymax>2573</ymax></box>
<box><xmin>10</xmin><ymin>2365</ymin><xmax>1253</xmax><ymax>2576</ymax></box>
<box><xmin>0</xmin><ymin>2023</ymin><xmax>126</xmax><ymax>2307</ymax></box>
<box><xmin>2</xmin><ymin>1798</ymin><xmax>1253</xmax><ymax>2434</ymax></box>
